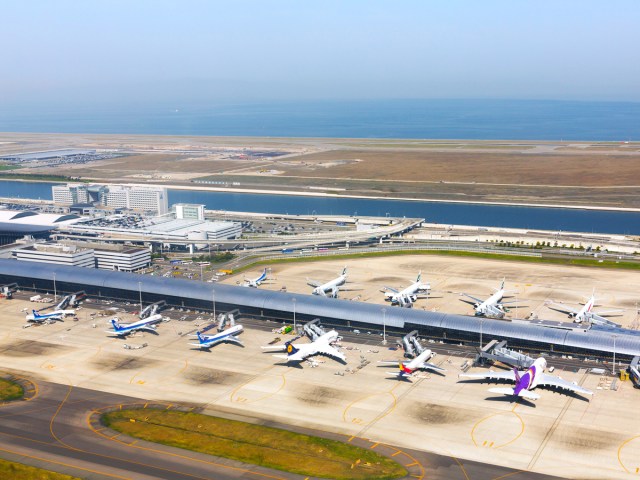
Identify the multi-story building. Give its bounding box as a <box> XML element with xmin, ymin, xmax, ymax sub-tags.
<box><xmin>93</xmin><ymin>246</ymin><xmax>151</xmax><ymax>272</ymax></box>
<box><xmin>52</xmin><ymin>184</ymin><xmax>168</xmax><ymax>215</ymax></box>
<box><xmin>174</xmin><ymin>203</ymin><xmax>205</xmax><ymax>220</ymax></box>
<box><xmin>12</xmin><ymin>243</ymin><xmax>95</xmax><ymax>268</ymax></box>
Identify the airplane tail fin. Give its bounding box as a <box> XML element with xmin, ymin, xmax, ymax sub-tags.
<box><xmin>513</xmin><ymin>367</ymin><xmax>521</xmax><ymax>383</ymax></box>
<box><xmin>500</xmin><ymin>277</ymin><xmax>505</xmax><ymax>290</ymax></box>
<box><xmin>197</xmin><ymin>331</ymin><xmax>204</xmax><ymax>343</ymax></box>
<box><xmin>341</xmin><ymin>266</ymin><xmax>347</xmax><ymax>276</ymax></box>
<box><xmin>32</xmin><ymin>309</ymin><xmax>40</xmax><ymax>318</ymax></box>
<box><xmin>285</xmin><ymin>342</ymin><xmax>299</xmax><ymax>356</ymax></box>
<box><xmin>417</xmin><ymin>271</ymin><xmax>421</xmax><ymax>283</ymax></box>
<box><xmin>111</xmin><ymin>318</ymin><xmax>120</xmax><ymax>331</ymax></box>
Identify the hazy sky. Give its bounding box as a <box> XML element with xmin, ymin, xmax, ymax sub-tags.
<box><xmin>3</xmin><ymin>0</ymin><xmax>640</xmax><ymax>106</ymax></box>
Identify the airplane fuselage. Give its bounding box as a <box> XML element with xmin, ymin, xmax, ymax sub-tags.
<box><xmin>313</xmin><ymin>275</ymin><xmax>347</xmax><ymax>296</ymax></box>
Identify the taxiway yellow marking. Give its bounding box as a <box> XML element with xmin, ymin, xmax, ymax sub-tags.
<box><xmin>617</xmin><ymin>434</ymin><xmax>640</xmax><ymax>474</ymax></box>
<box><xmin>370</xmin><ymin>442</ymin><xmax>379</xmax><ymax>449</ymax></box>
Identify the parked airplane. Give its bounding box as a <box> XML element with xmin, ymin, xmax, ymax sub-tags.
<box><xmin>307</xmin><ymin>267</ymin><xmax>347</xmax><ymax>298</ymax></box>
<box><xmin>261</xmin><ymin>330</ymin><xmax>345</xmax><ymax>363</ymax></box>
<box><xmin>383</xmin><ymin>272</ymin><xmax>430</xmax><ymax>308</ymax></box>
<box><xmin>189</xmin><ymin>325</ymin><xmax>244</xmax><ymax>349</ymax></box>
<box><xmin>460</xmin><ymin>279</ymin><xmax>517</xmax><ymax>318</ymax></box>
<box><xmin>106</xmin><ymin>314</ymin><xmax>163</xmax><ymax>337</ymax></box>
<box><xmin>546</xmin><ymin>292</ymin><xmax>622</xmax><ymax>326</ymax></box>
<box><xmin>25</xmin><ymin>309</ymin><xmax>65</xmax><ymax>323</ymax></box>
<box><xmin>378</xmin><ymin>348</ymin><xmax>445</xmax><ymax>379</ymax></box>
<box><xmin>243</xmin><ymin>268</ymin><xmax>268</xmax><ymax>288</ymax></box>
<box><xmin>458</xmin><ymin>357</ymin><xmax>593</xmax><ymax>400</ymax></box>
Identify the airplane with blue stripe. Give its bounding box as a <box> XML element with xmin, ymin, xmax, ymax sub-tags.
<box><xmin>244</xmin><ymin>268</ymin><xmax>268</xmax><ymax>288</ymax></box>
<box><xmin>26</xmin><ymin>309</ymin><xmax>65</xmax><ymax>323</ymax></box>
<box><xmin>106</xmin><ymin>314</ymin><xmax>163</xmax><ymax>337</ymax></box>
<box><xmin>189</xmin><ymin>325</ymin><xmax>244</xmax><ymax>349</ymax></box>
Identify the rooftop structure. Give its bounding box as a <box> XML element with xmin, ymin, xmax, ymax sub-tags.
<box><xmin>0</xmin><ymin>209</ymin><xmax>81</xmax><ymax>246</ymax></box>
<box><xmin>1</xmin><ymin>259</ymin><xmax>638</xmax><ymax>360</ymax></box>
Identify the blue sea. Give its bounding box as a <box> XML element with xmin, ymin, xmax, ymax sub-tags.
<box><xmin>1</xmin><ymin>99</ymin><xmax>639</xmax><ymax>140</ymax></box>
<box><xmin>2</xmin><ymin>180</ymin><xmax>639</xmax><ymax>235</ymax></box>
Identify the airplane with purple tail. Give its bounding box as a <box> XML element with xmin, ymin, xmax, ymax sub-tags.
<box><xmin>459</xmin><ymin>357</ymin><xmax>593</xmax><ymax>401</ymax></box>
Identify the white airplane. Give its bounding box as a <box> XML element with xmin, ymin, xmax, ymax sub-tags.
<box><xmin>189</xmin><ymin>325</ymin><xmax>244</xmax><ymax>349</ymax></box>
<box><xmin>461</xmin><ymin>279</ymin><xmax>517</xmax><ymax>318</ymax></box>
<box><xmin>307</xmin><ymin>267</ymin><xmax>347</xmax><ymax>298</ymax></box>
<box><xmin>105</xmin><ymin>314</ymin><xmax>163</xmax><ymax>337</ymax></box>
<box><xmin>546</xmin><ymin>292</ymin><xmax>622</xmax><ymax>326</ymax></box>
<box><xmin>25</xmin><ymin>309</ymin><xmax>68</xmax><ymax>323</ymax></box>
<box><xmin>261</xmin><ymin>330</ymin><xmax>345</xmax><ymax>363</ymax></box>
<box><xmin>378</xmin><ymin>348</ymin><xmax>445</xmax><ymax>379</ymax></box>
<box><xmin>243</xmin><ymin>268</ymin><xmax>268</xmax><ymax>288</ymax></box>
<box><xmin>459</xmin><ymin>357</ymin><xmax>593</xmax><ymax>401</ymax></box>
<box><xmin>383</xmin><ymin>272</ymin><xmax>430</xmax><ymax>308</ymax></box>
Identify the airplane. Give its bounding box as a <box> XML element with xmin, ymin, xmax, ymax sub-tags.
<box><xmin>546</xmin><ymin>292</ymin><xmax>622</xmax><ymax>327</ymax></box>
<box><xmin>25</xmin><ymin>309</ymin><xmax>65</xmax><ymax>323</ymax></box>
<box><xmin>105</xmin><ymin>314</ymin><xmax>163</xmax><ymax>337</ymax></box>
<box><xmin>307</xmin><ymin>267</ymin><xmax>347</xmax><ymax>298</ymax></box>
<box><xmin>243</xmin><ymin>268</ymin><xmax>268</xmax><ymax>288</ymax></box>
<box><xmin>189</xmin><ymin>325</ymin><xmax>244</xmax><ymax>349</ymax></box>
<box><xmin>460</xmin><ymin>278</ymin><xmax>518</xmax><ymax>318</ymax></box>
<box><xmin>383</xmin><ymin>272</ymin><xmax>430</xmax><ymax>308</ymax></box>
<box><xmin>378</xmin><ymin>348</ymin><xmax>445</xmax><ymax>379</ymax></box>
<box><xmin>458</xmin><ymin>356</ymin><xmax>593</xmax><ymax>401</ymax></box>
<box><xmin>261</xmin><ymin>330</ymin><xmax>345</xmax><ymax>363</ymax></box>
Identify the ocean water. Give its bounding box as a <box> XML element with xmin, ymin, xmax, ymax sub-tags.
<box><xmin>1</xmin><ymin>99</ymin><xmax>639</xmax><ymax>140</ymax></box>
<box><xmin>2</xmin><ymin>181</ymin><xmax>639</xmax><ymax>235</ymax></box>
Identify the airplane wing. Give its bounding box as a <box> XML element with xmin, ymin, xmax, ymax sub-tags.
<box><xmin>225</xmin><ymin>337</ymin><xmax>243</xmax><ymax>346</ymax></box>
<box><xmin>537</xmin><ymin>374</ymin><xmax>593</xmax><ymax>396</ymax></box>
<box><xmin>589</xmin><ymin>314</ymin><xmax>621</xmax><ymax>327</ymax></box>
<box><xmin>306</xmin><ymin>279</ymin><xmax>322</xmax><ymax>288</ymax></box>
<box><xmin>377</xmin><ymin>360</ymin><xmax>402</xmax><ymax>366</ymax></box>
<box><xmin>383</xmin><ymin>287</ymin><xmax>399</xmax><ymax>294</ymax></box>
<box><xmin>136</xmin><ymin>326</ymin><xmax>159</xmax><ymax>334</ymax></box>
<box><xmin>461</xmin><ymin>293</ymin><xmax>484</xmax><ymax>304</ymax></box>
<box><xmin>261</xmin><ymin>344</ymin><xmax>287</xmax><ymax>351</ymax></box>
<box><xmin>416</xmin><ymin>361</ymin><xmax>446</xmax><ymax>373</ymax></box>
<box><xmin>546</xmin><ymin>302</ymin><xmax>578</xmax><ymax>316</ymax></box>
<box><xmin>315</xmin><ymin>344</ymin><xmax>346</xmax><ymax>362</ymax></box>
<box><xmin>488</xmin><ymin>387</ymin><xmax>541</xmax><ymax>401</ymax></box>
<box><xmin>459</xmin><ymin>370</ymin><xmax>517</xmax><ymax>382</ymax></box>
<box><xmin>593</xmin><ymin>309</ymin><xmax>624</xmax><ymax>317</ymax></box>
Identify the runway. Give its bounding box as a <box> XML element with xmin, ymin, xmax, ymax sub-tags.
<box><xmin>0</xmin><ymin>378</ymin><xmax>563</xmax><ymax>480</ymax></box>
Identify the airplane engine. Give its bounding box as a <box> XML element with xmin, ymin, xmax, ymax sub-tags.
<box><xmin>330</xmin><ymin>287</ymin><xmax>339</xmax><ymax>298</ymax></box>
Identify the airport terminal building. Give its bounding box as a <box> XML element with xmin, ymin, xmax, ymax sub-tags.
<box><xmin>1</xmin><ymin>258</ymin><xmax>639</xmax><ymax>361</ymax></box>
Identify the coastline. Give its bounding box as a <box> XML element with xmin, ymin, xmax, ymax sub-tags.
<box><xmin>2</xmin><ymin>176</ymin><xmax>640</xmax><ymax>213</ymax></box>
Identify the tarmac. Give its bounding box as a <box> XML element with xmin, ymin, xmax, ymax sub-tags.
<box><xmin>1</xmin><ymin>287</ymin><xmax>639</xmax><ymax>479</ymax></box>
<box><xmin>225</xmin><ymin>253</ymin><xmax>640</xmax><ymax>328</ymax></box>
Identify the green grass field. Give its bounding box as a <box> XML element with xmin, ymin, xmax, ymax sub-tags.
<box><xmin>0</xmin><ymin>378</ymin><xmax>24</xmax><ymax>402</ymax></box>
<box><xmin>103</xmin><ymin>409</ymin><xmax>407</xmax><ymax>480</ymax></box>
<box><xmin>0</xmin><ymin>459</ymin><xmax>80</xmax><ymax>480</ymax></box>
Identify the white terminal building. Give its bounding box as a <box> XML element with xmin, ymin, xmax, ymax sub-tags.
<box><xmin>12</xmin><ymin>242</ymin><xmax>151</xmax><ymax>272</ymax></box>
<box><xmin>52</xmin><ymin>183</ymin><xmax>169</xmax><ymax>215</ymax></box>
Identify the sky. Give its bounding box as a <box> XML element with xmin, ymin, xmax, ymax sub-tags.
<box><xmin>2</xmin><ymin>0</ymin><xmax>640</xmax><ymax>107</ymax></box>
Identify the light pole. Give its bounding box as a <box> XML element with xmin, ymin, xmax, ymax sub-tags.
<box><xmin>138</xmin><ymin>281</ymin><xmax>142</xmax><ymax>313</ymax></box>
<box><xmin>612</xmin><ymin>334</ymin><xmax>618</xmax><ymax>376</ymax></box>
<box><xmin>292</xmin><ymin>297</ymin><xmax>297</xmax><ymax>333</ymax></box>
<box><xmin>212</xmin><ymin>289</ymin><xmax>216</xmax><ymax>321</ymax></box>
<box><xmin>200</xmin><ymin>263</ymin><xmax>204</xmax><ymax>282</ymax></box>
<box><xmin>382</xmin><ymin>307</ymin><xmax>387</xmax><ymax>345</ymax></box>
<box><xmin>53</xmin><ymin>273</ymin><xmax>57</xmax><ymax>302</ymax></box>
<box><xmin>480</xmin><ymin>318</ymin><xmax>484</xmax><ymax>349</ymax></box>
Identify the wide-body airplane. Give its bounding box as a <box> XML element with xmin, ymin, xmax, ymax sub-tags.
<box><xmin>308</xmin><ymin>267</ymin><xmax>347</xmax><ymax>298</ymax></box>
<box><xmin>547</xmin><ymin>292</ymin><xmax>622</xmax><ymax>327</ymax></box>
<box><xmin>262</xmin><ymin>330</ymin><xmax>345</xmax><ymax>363</ymax></box>
<box><xmin>243</xmin><ymin>268</ymin><xmax>268</xmax><ymax>288</ymax></box>
<box><xmin>25</xmin><ymin>309</ymin><xmax>68</xmax><ymax>323</ymax></box>
<box><xmin>461</xmin><ymin>279</ymin><xmax>517</xmax><ymax>318</ymax></box>
<box><xmin>383</xmin><ymin>272</ymin><xmax>430</xmax><ymax>308</ymax></box>
<box><xmin>106</xmin><ymin>314</ymin><xmax>163</xmax><ymax>337</ymax></box>
<box><xmin>189</xmin><ymin>325</ymin><xmax>244</xmax><ymax>349</ymax></box>
<box><xmin>379</xmin><ymin>348</ymin><xmax>445</xmax><ymax>379</ymax></box>
<box><xmin>459</xmin><ymin>357</ymin><xmax>593</xmax><ymax>401</ymax></box>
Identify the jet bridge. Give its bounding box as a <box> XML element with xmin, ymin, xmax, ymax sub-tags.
<box><xmin>139</xmin><ymin>300</ymin><xmax>167</xmax><ymax>319</ymax></box>
<box><xmin>629</xmin><ymin>356</ymin><xmax>640</xmax><ymax>389</ymax></box>
<box><xmin>476</xmin><ymin>340</ymin><xmax>535</xmax><ymax>369</ymax></box>
<box><xmin>303</xmin><ymin>318</ymin><xmax>325</xmax><ymax>341</ymax></box>
<box><xmin>217</xmin><ymin>309</ymin><xmax>240</xmax><ymax>332</ymax></box>
<box><xmin>56</xmin><ymin>291</ymin><xmax>85</xmax><ymax>310</ymax></box>
<box><xmin>400</xmin><ymin>330</ymin><xmax>424</xmax><ymax>358</ymax></box>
